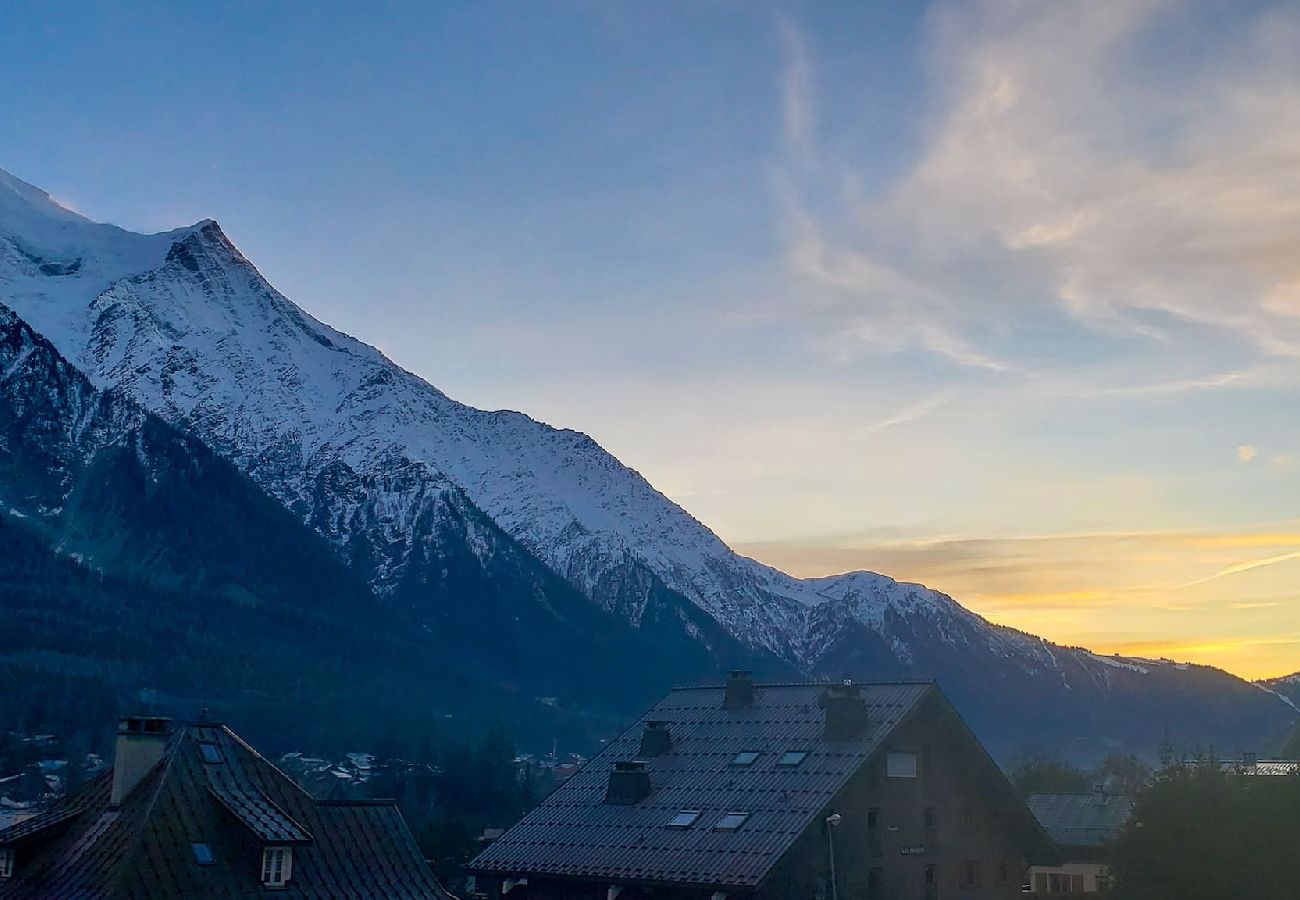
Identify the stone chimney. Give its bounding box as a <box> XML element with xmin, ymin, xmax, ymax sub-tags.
<box><xmin>639</xmin><ymin>721</ymin><xmax>672</xmax><ymax>758</ymax></box>
<box><xmin>819</xmin><ymin>680</ymin><xmax>870</xmax><ymax>741</ymax></box>
<box><xmin>604</xmin><ymin>761</ymin><xmax>652</xmax><ymax>805</ymax></box>
<box><xmin>110</xmin><ymin>716</ymin><xmax>172</xmax><ymax>806</ymax></box>
<box><xmin>723</xmin><ymin>670</ymin><xmax>754</xmax><ymax>710</ymax></box>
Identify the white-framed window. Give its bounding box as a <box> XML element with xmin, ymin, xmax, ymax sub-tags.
<box><xmin>261</xmin><ymin>845</ymin><xmax>292</xmax><ymax>887</ymax></box>
<box><xmin>0</xmin><ymin>847</ymin><xmax>13</xmax><ymax>878</ymax></box>
<box><xmin>886</xmin><ymin>751</ymin><xmax>918</xmax><ymax>779</ymax></box>
<box><xmin>666</xmin><ymin>809</ymin><xmax>701</xmax><ymax>828</ymax></box>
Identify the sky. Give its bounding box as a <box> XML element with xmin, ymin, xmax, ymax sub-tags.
<box><xmin>2</xmin><ymin>0</ymin><xmax>1298</xmax><ymax>679</ymax></box>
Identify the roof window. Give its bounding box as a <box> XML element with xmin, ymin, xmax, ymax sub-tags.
<box><xmin>191</xmin><ymin>843</ymin><xmax>215</xmax><ymax>865</ymax></box>
<box><xmin>666</xmin><ymin>810</ymin><xmax>701</xmax><ymax>828</ymax></box>
<box><xmin>715</xmin><ymin>812</ymin><xmax>750</xmax><ymax>832</ymax></box>
<box><xmin>777</xmin><ymin>750</ymin><xmax>807</xmax><ymax>766</ymax></box>
<box><xmin>731</xmin><ymin>751</ymin><xmax>760</xmax><ymax>766</ymax></box>
<box><xmin>199</xmin><ymin>743</ymin><xmax>224</xmax><ymax>764</ymax></box>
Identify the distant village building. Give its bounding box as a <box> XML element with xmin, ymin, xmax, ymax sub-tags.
<box><xmin>1025</xmin><ymin>786</ymin><xmax>1135</xmax><ymax>895</ymax></box>
<box><xmin>469</xmin><ymin>673</ymin><xmax>1055</xmax><ymax>900</ymax></box>
<box><xmin>1219</xmin><ymin>753</ymin><xmax>1300</xmax><ymax>776</ymax></box>
<box><xmin>0</xmin><ymin>716</ymin><xmax>450</xmax><ymax>898</ymax></box>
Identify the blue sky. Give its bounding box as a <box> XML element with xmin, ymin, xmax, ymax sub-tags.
<box><xmin>4</xmin><ymin>0</ymin><xmax>1299</xmax><ymax>677</ymax></box>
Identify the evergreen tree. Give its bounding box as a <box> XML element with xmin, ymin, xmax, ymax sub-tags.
<box><xmin>1111</xmin><ymin>765</ymin><xmax>1300</xmax><ymax>900</ymax></box>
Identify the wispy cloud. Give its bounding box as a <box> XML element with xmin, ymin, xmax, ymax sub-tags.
<box><xmin>860</xmin><ymin>389</ymin><xmax>959</xmax><ymax>435</ymax></box>
<box><xmin>777</xmin><ymin>17</ymin><xmax>814</xmax><ymax>159</ymax></box>
<box><xmin>774</xmin><ymin>0</ymin><xmax>1300</xmax><ymax>388</ymax></box>
<box><xmin>1178</xmin><ymin>549</ymin><xmax>1300</xmax><ymax>588</ymax></box>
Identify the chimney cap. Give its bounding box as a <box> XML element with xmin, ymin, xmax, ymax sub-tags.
<box><xmin>723</xmin><ymin>671</ymin><xmax>756</xmax><ymax>710</ymax></box>
<box><xmin>119</xmin><ymin>716</ymin><xmax>173</xmax><ymax>735</ymax></box>
<box><xmin>819</xmin><ymin>684</ymin><xmax>869</xmax><ymax>740</ymax></box>
<box><xmin>605</xmin><ymin>760</ymin><xmax>652</xmax><ymax>805</ymax></box>
<box><xmin>639</xmin><ymin>722</ymin><xmax>672</xmax><ymax>758</ymax></box>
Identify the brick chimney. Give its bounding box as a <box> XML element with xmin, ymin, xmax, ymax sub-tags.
<box><xmin>604</xmin><ymin>761</ymin><xmax>652</xmax><ymax>805</ymax></box>
<box><xmin>723</xmin><ymin>670</ymin><xmax>754</xmax><ymax>710</ymax></box>
<box><xmin>110</xmin><ymin>716</ymin><xmax>172</xmax><ymax>806</ymax></box>
<box><xmin>639</xmin><ymin>721</ymin><xmax>672</xmax><ymax>758</ymax></box>
<box><xmin>820</xmin><ymin>681</ymin><xmax>870</xmax><ymax>741</ymax></box>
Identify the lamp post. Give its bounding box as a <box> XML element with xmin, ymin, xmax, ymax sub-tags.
<box><xmin>825</xmin><ymin>813</ymin><xmax>843</xmax><ymax>900</ymax></box>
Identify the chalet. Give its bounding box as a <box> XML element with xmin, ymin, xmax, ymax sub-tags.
<box><xmin>468</xmin><ymin>673</ymin><xmax>1055</xmax><ymax>900</ymax></box>
<box><xmin>1025</xmin><ymin>786</ymin><xmax>1134</xmax><ymax>895</ymax></box>
<box><xmin>0</xmin><ymin>716</ymin><xmax>450</xmax><ymax>898</ymax></box>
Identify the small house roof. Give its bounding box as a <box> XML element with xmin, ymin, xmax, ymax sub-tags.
<box><xmin>1027</xmin><ymin>791</ymin><xmax>1135</xmax><ymax>848</ymax></box>
<box><xmin>0</xmin><ymin>722</ymin><xmax>448</xmax><ymax>899</ymax></box>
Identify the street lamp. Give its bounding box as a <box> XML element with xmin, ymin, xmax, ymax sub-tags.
<box><xmin>825</xmin><ymin>813</ymin><xmax>843</xmax><ymax>900</ymax></box>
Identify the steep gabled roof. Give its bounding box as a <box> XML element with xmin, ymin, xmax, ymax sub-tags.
<box><xmin>469</xmin><ymin>681</ymin><xmax>934</xmax><ymax>889</ymax></box>
<box><xmin>0</xmin><ymin>722</ymin><xmax>448</xmax><ymax>899</ymax></box>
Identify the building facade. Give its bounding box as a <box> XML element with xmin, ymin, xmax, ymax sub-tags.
<box><xmin>470</xmin><ymin>674</ymin><xmax>1055</xmax><ymax>900</ymax></box>
<box><xmin>1025</xmin><ymin>789</ymin><xmax>1135</xmax><ymax>895</ymax></box>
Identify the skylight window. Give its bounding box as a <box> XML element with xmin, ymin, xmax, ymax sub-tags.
<box><xmin>198</xmin><ymin>742</ymin><xmax>224</xmax><ymax>764</ymax></box>
<box><xmin>777</xmin><ymin>751</ymin><xmax>807</xmax><ymax>766</ymax></box>
<box><xmin>714</xmin><ymin>812</ymin><xmax>749</xmax><ymax>832</ymax></box>
<box><xmin>191</xmin><ymin>843</ymin><xmax>215</xmax><ymax>866</ymax></box>
<box><xmin>731</xmin><ymin>751</ymin><xmax>760</xmax><ymax>766</ymax></box>
<box><xmin>666</xmin><ymin>810</ymin><xmax>701</xmax><ymax>828</ymax></box>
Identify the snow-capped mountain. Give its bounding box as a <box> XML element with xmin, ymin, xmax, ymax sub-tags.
<box><xmin>1</xmin><ymin>166</ymin><xmax>1292</xmax><ymax>758</ymax></box>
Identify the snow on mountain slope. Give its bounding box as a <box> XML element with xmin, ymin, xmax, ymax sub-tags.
<box><xmin>0</xmin><ymin>167</ymin><xmax>1280</xmax><ymax>706</ymax></box>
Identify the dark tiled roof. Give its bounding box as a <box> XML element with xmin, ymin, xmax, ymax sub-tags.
<box><xmin>0</xmin><ymin>722</ymin><xmax>449</xmax><ymax>899</ymax></box>
<box><xmin>208</xmin><ymin>782</ymin><xmax>312</xmax><ymax>844</ymax></box>
<box><xmin>469</xmin><ymin>681</ymin><xmax>932</xmax><ymax>889</ymax></box>
<box><xmin>1027</xmin><ymin>792</ymin><xmax>1135</xmax><ymax>848</ymax></box>
<box><xmin>0</xmin><ymin>777</ymin><xmax>99</xmax><ymax>845</ymax></box>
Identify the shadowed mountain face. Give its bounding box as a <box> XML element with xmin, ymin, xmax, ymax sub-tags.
<box><xmin>0</xmin><ymin>301</ymin><xmax>753</xmax><ymax>752</ymax></box>
<box><xmin>0</xmin><ymin>167</ymin><xmax>1293</xmax><ymax>760</ymax></box>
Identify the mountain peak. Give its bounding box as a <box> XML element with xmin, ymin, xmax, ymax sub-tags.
<box><xmin>0</xmin><ymin>166</ymin><xmax>93</xmax><ymax>228</ymax></box>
